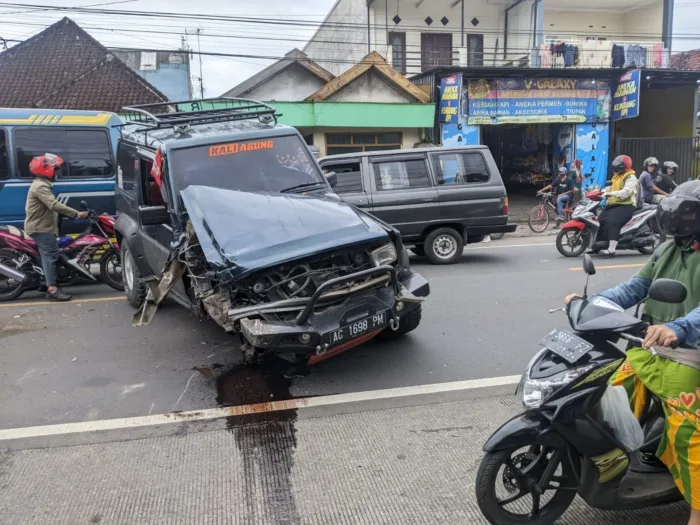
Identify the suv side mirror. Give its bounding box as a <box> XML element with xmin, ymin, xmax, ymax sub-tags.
<box><xmin>138</xmin><ymin>205</ymin><xmax>169</xmax><ymax>226</ymax></box>
<box><xmin>648</xmin><ymin>278</ymin><xmax>687</xmax><ymax>304</ymax></box>
<box><xmin>325</xmin><ymin>171</ymin><xmax>338</xmax><ymax>188</ymax></box>
<box><xmin>80</xmin><ymin>200</ymin><xmax>89</xmax><ymax>210</ymax></box>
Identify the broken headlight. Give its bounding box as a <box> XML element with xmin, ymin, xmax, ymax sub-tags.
<box><xmin>370</xmin><ymin>243</ymin><xmax>397</xmax><ymax>267</ymax></box>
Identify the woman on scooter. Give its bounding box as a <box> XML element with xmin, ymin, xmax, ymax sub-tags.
<box><xmin>566</xmin><ymin>180</ymin><xmax>700</xmax><ymax>525</ymax></box>
<box><xmin>596</xmin><ymin>155</ymin><xmax>638</xmax><ymax>257</ymax></box>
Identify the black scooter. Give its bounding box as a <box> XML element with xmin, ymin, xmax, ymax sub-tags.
<box><xmin>475</xmin><ymin>254</ymin><xmax>687</xmax><ymax>525</ymax></box>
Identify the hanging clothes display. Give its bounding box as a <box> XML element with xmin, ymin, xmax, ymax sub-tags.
<box><xmin>612</xmin><ymin>44</ymin><xmax>625</xmax><ymax>68</ymax></box>
<box><xmin>652</xmin><ymin>43</ymin><xmax>663</xmax><ymax>68</ymax></box>
<box><xmin>539</xmin><ymin>43</ymin><xmax>552</xmax><ymax>68</ymax></box>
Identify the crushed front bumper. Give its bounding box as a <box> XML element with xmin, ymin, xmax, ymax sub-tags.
<box><xmin>232</xmin><ymin>265</ymin><xmax>429</xmax><ymax>358</ymax></box>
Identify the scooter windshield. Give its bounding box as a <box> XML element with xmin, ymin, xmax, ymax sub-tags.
<box><xmin>568</xmin><ymin>297</ymin><xmax>640</xmax><ymax>332</ymax></box>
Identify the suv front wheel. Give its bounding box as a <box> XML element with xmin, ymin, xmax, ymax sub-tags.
<box><xmin>122</xmin><ymin>243</ymin><xmax>147</xmax><ymax>309</ymax></box>
<box><xmin>424</xmin><ymin>228</ymin><xmax>464</xmax><ymax>265</ymax></box>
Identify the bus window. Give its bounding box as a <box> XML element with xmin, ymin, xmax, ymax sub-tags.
<box><xmin>0</xmin><ymin>129</ymin><xmax>8</xmax><ymax>180</ymax></box>
<box><xmin>14</xmin><ymin>128</ymin><xmax>113</xmax><ymax>179</ymax></box>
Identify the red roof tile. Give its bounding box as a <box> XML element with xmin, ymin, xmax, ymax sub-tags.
<box><xmin>0</xmin><ymin>17</ymin><xmax>168</xmax><ymax>112</ymax></box>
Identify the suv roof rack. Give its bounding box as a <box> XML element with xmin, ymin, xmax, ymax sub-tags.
<box><xmin>121</xmin><ymin>97</ymin><xmax>280</xmax><ymax>131</ymax></box>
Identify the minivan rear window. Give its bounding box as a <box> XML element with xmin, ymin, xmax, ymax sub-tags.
<box><xmin>432</xmin><ymin>152</ymin><xmax>490</xmax><ymax>185</ymax></box>
<box><xmin>14</xmin><ymin>128</ymin><xmax>113</xmax><ymax>178</ymax></box>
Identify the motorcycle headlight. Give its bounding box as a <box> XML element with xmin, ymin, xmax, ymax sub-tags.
<box><xmin>520</xmin><ymin>353</ymin><xmax>594</xmax><ymax>409</ymax></box>
<box><xmin>370</xmin><ymin>243</ymin><xmax>397</xmax><ymax>267</ymax></box>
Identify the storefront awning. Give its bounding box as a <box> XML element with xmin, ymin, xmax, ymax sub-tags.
<box><xmin>269</xmin><ymin>102</ymin><xmax>435</xmax><ymax>128</ymax></box>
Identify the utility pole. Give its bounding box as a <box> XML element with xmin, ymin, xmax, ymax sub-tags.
<box><xmin>196</xmin><ymin>28</ymin><xmax>204</xmax><ymax>99</ymax></box>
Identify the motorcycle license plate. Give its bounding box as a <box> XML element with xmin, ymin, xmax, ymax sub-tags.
<box><xmin>538</xmin><ymin>328</ymin><xmax>593</xmax><ymax>364</ymax></box>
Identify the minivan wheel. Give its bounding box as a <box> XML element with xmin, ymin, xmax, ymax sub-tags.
<box><xmin>424</xmin><ymin>228</ymin><xmax>464</xmax><ymax>265</ymax></box>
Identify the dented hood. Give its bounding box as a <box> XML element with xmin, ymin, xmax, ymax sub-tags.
<box><xmin>180</xmin><ymin>185</ymin><xmax>388</xmax><ymax>276</ymax></box>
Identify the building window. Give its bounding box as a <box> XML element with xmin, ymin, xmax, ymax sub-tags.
<box><xmin>373</xmin><ymin>159</ymin><xmax>432</xmax><ymax>191</ymax></box>
<box><xmin>388</xmin><ymin>32</ymin><xmax>406</xmax><ymax>73</ymax></box>
<box><xmin>467</xmin><ymin>34</ymin><xmax>484</xmax><ymax>67</ymax></box>
<box><xmin>326</xmin><ymin>132</ymin><xmax>402</xmax><ymax>156</ymax></box>
<box><xmin>14</xmin><ymin>128</ymin><xmax>113</xmax><ymax>179</ymax></box>
<box><xmin>421</xmin><ymin>33</ymin><xmax>453</xmax><ymax>71</ymax></box>
<box><xmin>432</xmin><ymin>152</ymin><xmax>490</xmax><ymax>185</ymax></box>
<box><xmin>322</xmin><ymin>161</ymin><xmax>363</xmax><ymax>194</ymax></box>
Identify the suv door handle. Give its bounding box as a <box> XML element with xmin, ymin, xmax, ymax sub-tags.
<box><xmin>422</xmin><ymin>198</ymin><xmax>436</xmax><ymax>203</ymax></box>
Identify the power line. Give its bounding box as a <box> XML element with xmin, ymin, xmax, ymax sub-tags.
<box><xmin>3</xmin><ymin>2</ymin><xmax>700</xmax><ymax>39</ymax></box>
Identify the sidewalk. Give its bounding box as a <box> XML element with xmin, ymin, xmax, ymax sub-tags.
<box><xmin>0</xmin><ymin>395</ymin><xmax>688</xmax><ymax>524</ymax></box>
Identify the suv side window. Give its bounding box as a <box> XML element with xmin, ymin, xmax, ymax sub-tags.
<box><xmin>432</xmin><ymin>152</ymin><xmax>490</xmax><ymax>185</ymax></box>
<box><xmin>141</xmin><ymin>158</ymin><xmax>167</xmax><ymax>207</ymax></box>
<box><xmin>116</xmin><ymin>144</ymin><xmax>136</xmax><ymax>194</ymax></box>
<box><xmin>373</xmin><ymin>159</ymin><xmax>431</xmax><ymax>191</ymax></box>
<box><xmin>323</xmin><ymin>161</ymin><xmax>363</xmax><ymax>194</ymax></box>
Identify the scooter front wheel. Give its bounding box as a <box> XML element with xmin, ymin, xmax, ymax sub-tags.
<box><xmin>475</xmin><ymin>446</ymin><xmax>577</xmax><ymax>525</ymax></box>
<box><xmin>555</xmin><ymin>228</ymin><xmax>589</xmax><ymax>258</ymax></box>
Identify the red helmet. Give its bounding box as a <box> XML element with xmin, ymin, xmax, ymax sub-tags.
<box><xmin>612</xmin><ymin>155</ymin><xmax>632</xmax><ymax>174</ymax></box>
<box><xmin>29</xmin><ymin>153</ymin><xmax>64</xmax><ymax>178</ymax></box>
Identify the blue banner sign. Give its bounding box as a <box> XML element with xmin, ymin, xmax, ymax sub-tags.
<box><xmin>466</xmin><ymin>78</ymin><xmax>611</xmax><ymax>125</ymax></box>
<box><xmin>576</xmin><ymin>123</ymin><xmax>610</xmax><ymax>189</ymax></box>
<box><xmin>612</xmin><ymin>69</ymin><xmax>641</xmax><ymax>121</ymax></box>
<box><xmin>438</xmin><ymin>75</ymin><xmax>463</xmax><ymax>124</ymax></box>
<box><xmin>442</xmin><ymin>117</ymin><xmax>480</xmax><ymax>146</ymax></box>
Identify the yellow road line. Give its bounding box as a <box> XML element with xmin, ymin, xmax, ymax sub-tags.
<box><xmin>569</xmin><ymin>263</ymin><xmax>645</xmax><ymax>271</ymax></box>
<box><xmin>0</xmin><ymin>296</ymin><xmax>125</xmax><ymax>308</ymax></box>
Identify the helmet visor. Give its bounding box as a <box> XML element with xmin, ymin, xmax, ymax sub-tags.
<box><xmin>657</xmin><ymin>197</ymin><xmax>700</xmax><ymax>237</ymax></box>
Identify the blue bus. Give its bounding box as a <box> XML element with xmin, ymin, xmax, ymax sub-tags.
<box><xmin>0</xmin><ymin>109</ymin><xmax>122</xmax><ymax>233</ymax></box>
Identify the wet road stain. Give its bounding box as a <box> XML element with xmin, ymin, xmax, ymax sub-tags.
<box><xmin>192</xmin><ymin>363</ymin><xmax>223</xmax><ymax>378</ymax></box>
<box><xmin>216</xmin><ymin>360</ymin><xmax>301</xmax><ymax>525</ymax></box>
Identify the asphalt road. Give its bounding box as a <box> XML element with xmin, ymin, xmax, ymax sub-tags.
<box><xmin>0</xmin><ymin>236</ymin><xmax>651</xmax><ymax>430</ymax></box>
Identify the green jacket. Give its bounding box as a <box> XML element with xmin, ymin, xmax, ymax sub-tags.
<box><xmin>24</xmin><ymin>177</ymin><xmax>79</xmax><ymax>236</ymax></box>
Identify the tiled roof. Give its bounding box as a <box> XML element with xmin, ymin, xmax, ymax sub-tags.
<box><xmin>671</xmin><ymin>50</ymin><xmax>700</xmax><ymax>70</ymax></box>
<box><xmin>306</xmin><ymin>51</ymin><xmax>431</xmax><ymax>103</ymax></box>
<box><xmin>0</xmin><ymin>17</ymin><xmax>168</xmax><ymax>112</ymax></box>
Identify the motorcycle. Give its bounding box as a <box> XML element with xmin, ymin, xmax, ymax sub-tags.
<box><xmin>475</xmin><ymin>254</ymin><xmax>686</xmax><ymax>525</ymax></box>
<box><xmin>0</xmin><ymin>201</ymin><xmax>123</xmax><ymax>301</ymax></box>
<box><xmin>556</xmin><ymin>190</ymin><xmax>663</xmax><ymax>258</ymax></box>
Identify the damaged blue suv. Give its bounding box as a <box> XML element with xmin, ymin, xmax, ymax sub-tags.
<box><xmin>114</xmin><ymin>98</ymin><xmax>430</xmax><ymax>365</ymax></box>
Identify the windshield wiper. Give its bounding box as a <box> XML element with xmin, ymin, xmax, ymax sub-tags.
<box><xmin>280</xmin><ymin>181</ymin><xmax>328</xmax><ymax>194</ymax></box>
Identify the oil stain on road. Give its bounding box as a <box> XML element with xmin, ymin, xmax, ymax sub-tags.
<box><xmin>215</xmin><ymin>360</ymin><xmax>301</xmax><ymax>525</ymax></box>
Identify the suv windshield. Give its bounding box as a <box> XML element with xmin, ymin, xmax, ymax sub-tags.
<box><xmin>169</xmin><ymin>135</ymin><xmax>325</xmax><ymax>194</ymax></box>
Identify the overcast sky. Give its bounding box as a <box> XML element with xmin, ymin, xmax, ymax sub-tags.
<box><xmin>0</xmin><ymin>0</ymin><xmax>699</xmax><ymax>98</ymax></box>
<box><xmin>0</xmin><ymin>0</ymin><xmax>337</xmax><ymax>96</ymax></box>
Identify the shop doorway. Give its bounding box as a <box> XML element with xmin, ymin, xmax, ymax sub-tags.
<box><xmin>481</xmin><ymin>124</ymin><xmax>558</xmax><ymax>195</ymax></box>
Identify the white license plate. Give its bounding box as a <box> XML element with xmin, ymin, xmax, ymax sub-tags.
<box><xmin>327</xmin><ymin>312</ymin><xmax>389</xmax><ymax>347</ymax></box>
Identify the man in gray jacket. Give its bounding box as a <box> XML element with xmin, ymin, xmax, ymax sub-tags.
<box><xmin>25</xmin><ymin>154</ymin><xmax>87</xmax><ymax>301</ymax></box>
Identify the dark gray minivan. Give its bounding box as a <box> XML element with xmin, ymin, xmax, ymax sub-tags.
<box><xmin>318</xmin><ymin>146</ymin><xmax>516</xmax><ymax>264</ymax></box>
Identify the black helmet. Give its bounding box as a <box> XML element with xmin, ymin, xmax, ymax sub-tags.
<box><xmin>657</xmin><ymin>180</ymin><xmax>700</xmax><ymax>237</ymax></box>
<box><xmin>612</xmin><ymin>155</ymin><xmax>632</xmax><ymax>174</ymax></box>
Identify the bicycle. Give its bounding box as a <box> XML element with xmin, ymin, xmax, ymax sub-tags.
<box><xmin>528</xmin><ymin>191</ymin><xmax>575</xmax><ymax>233</ymax></box>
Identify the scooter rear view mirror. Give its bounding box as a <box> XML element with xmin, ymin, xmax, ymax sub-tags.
<box><xmin>583</xmin><ymin>254</ymin><xmax>596</xmax><ymax>276</ymax></box>
<box><xmin>648</xmin><ymin>278</ymin><xmax>687</xmax><ymax>304</ymax></box>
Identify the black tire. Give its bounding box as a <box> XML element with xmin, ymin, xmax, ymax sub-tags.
<box><xmin>99</xmin><ymin>248</ymin><xmax>124</xmax><ymax>291</ymax></box>
<box><xmin>638</xmin><ymin>232</ymin><xmax>662</xmax><ymax>255</ymax></box>
<box><xmin>475</xmin><ymin>447</ymin><xmax>577</xmax><ymax>525</ymax></box>
<box><xmin>528</xmin><ymin>205</ymin><xmax>550</xmax><ymax>233</ymax></box>
<box><xmin>490</xmin><ymin>232</ymin><xmax>506</xmax><ymax>240</ymax></box>
<box><xmin>411</xmin><ymin>246</ymin><xmax>425</xmax><ymax>257</ymax></box>
<box><xmin>122</xmin><ymin>243</ymin><xmax>147</xmax><ymax>309</ymax></box>
<box><xmin>378</xmin><ymin>305</ymin><xmax>422</xmax><ymax>341</ymax></box>
<box><xmin>424</xmin><ymin>228</ymin><xmax>464</xmax><ymax>265</ymax></box>
<box><xmin>0</xmin><ymin>248</ymin><xmax>26</xmax><ymax>302</ymax></box>
<box><xmin>555</xmin><ymin>228</ymin><xmax>588</xmax><ymax>258</ymax></box>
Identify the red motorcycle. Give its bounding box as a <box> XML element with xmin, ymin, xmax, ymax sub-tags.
<box><xmin>0</xmin><ymin>202</ymin><xmax>122</xmax><ymax>301</ymax></box>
